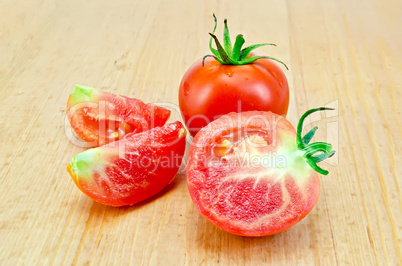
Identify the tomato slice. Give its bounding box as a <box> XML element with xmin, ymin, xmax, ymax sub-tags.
<box><xmin>187</xmin><ymin>111</ymin><xmax>320</xmax><ymax>236</ymax></box>
<box><xmin>67</xmin><ymin>121</ymin><xmax>186</xmax><ymax>207</ymax></box>
<box><xmin>67</xmin><ymin>85</ymin><xmax>171</xmax><ymax>147</ymax></box>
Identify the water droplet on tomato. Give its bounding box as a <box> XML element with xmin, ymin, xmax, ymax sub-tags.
<box><xmin>183</xmin><ymin>82</ymin><xmax>190</xmax><ymax>96</ymax></box>
<box><xmin>225</xmin><ymin>71</ymin><xmax>233</xmax><ymax>77</ymax></box>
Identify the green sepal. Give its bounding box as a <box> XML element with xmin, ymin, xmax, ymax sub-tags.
<box><xmin>312</xmin><ymin>150</ymin><xmax>335</xmax><ymax>163</ymax></box>
<box><xmin>302</xmin><ymin>126</ymin><xmax>318</xmax><ymax>145</ymax></box>
<box><xmin>209</xmin><ymin>33</ymin><xmax>238</xmax><ymax>65</ymax></box>
<box><xmin>305</xmin><ymin>156</ymin><xmax>329</xmax><ymax>175</ymax></box>
<box><xmin>202</xmin><ymin>54</ymin><xmax>223</xmax><ymax>66</ymax></box>
<box><xmin>240</xmin><ymin>43</ymin><xmax>276</xmax><ymax>60</ymax></box>
<box><xmin>304</xmin><ymin>142</ymin><xmax>332</xmax><ymax>157</ymax></box>
<box><xmin>239</xmin><ymin>56</ymin><xmax>289</xmax><ymax>70</ymax></box>
<box><xmin>209</xmin><ymin>14</ymin><xmax>219</xmax><ymax>58</ymax></box>
<box><xmin>232</xmin><ymin>34</ymin><xmax>245</xmax><ymax>61</ymax></box>
<box><xmin>223</xmin><ymin>19</ymin><xmax>232</xmax><ymax>56</ymax></box>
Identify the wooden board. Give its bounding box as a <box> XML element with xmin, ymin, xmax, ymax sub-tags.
<box><xmin>0</xmin><ymin>0</ymin><xmax>401</xmax><ymax>264</ymax></box>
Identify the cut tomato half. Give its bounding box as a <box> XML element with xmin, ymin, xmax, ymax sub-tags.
<box><xmin>67</xmin><ymin>85</ymin><xmax>171</xmax><ymax>147</ymax></box>
<box><xmin>186</xmin><ymin>111</ymin><xmax>332</xmax><ymax>236</ymax></box>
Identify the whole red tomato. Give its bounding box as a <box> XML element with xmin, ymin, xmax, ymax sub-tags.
<box><xmin>179</xmin><ymin>15</ymin><xmax>289</xmax><ymax>136</ymax></box>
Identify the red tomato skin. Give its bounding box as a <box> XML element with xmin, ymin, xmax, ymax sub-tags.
<box><xmin>179</xmin><ymin>56</ymin><xmax>289</xmax><ymax>136</ymax></box>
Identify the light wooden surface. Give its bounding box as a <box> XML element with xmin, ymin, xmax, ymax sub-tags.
<box><xmin>1</xmin><ymin>0</ymin><xmax>401</xmax><ymax>265</ymax></box>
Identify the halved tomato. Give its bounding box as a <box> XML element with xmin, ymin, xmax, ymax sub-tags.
<box><xmin>187</xmin><ymin>109</ymin><xmax>334</xmax><ymax>236</ymax></box>
<box><xmin>67</xmin><ymin>85</ymin><xmax>171</xmax><ymax>147</ymax></box>
<box><xmin>67</xmin><ymin>121</ymin><xmax>186</xmax><ymax>206</ymax></box>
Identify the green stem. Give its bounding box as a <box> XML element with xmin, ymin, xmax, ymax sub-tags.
<box><xmin>296</xmin><ymin>107</ymin><xmax>336</xmax><ymax>175</ymax></box>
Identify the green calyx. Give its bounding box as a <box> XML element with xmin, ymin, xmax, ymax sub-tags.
<box><xmin>203</xmin><ymin>14</ymin><xmax>288</xmax><ymax>69</ymax></box>
<box><xmin>296</xmin><ymin>107</ymin><xmax>336</xmax><ymax>175</ymax></box>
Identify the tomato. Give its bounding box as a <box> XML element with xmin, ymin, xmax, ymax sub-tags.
<box><xmin>179</xmin><ymin>56</ymin><xmax>289</xmax><ymax>136</ymax></box>
<box><xmin>178</xmin><ymin>15</ymin><xmax>289</xmax><ymax>136</ymax></box>
<box><xmin>67</xmin><ymin>121</ymin><xmax>187</xmax><ymax>207</ymax></box>
<box><xmin>186</xmin><ymin>108</ymin><xmax>334</xmax><ymax>236</ymax></box>
<box><xmin>67</xmin><ymin>85</ymin><xmax>171</xmax><ymax>147</ymax></box>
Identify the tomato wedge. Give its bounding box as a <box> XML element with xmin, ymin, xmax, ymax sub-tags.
<box><xmin>67</xmin><ymin>85</ymin><xmax>171</xmax><ymax>147</ymax></box>
<box><xmin>187</xmin><ymin>109</ymin><xmax>334</xmax><ymax>236</ymax></box>
<box><xmin>67</xmin><ymin>121</ymin><xmax>186</xmax><ymax>207</ymax></box>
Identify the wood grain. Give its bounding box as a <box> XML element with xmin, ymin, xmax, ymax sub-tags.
<box><xmin>0</xmin><ymin>0</ymin><xmax>401</xmax><ymax>264</ymax></box>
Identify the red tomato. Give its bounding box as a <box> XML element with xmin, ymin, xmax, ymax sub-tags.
<box><xmin>179</xmin><ymin>55</ymin><xmax>289</xmax><ymax>136</ymax></box>
<box><xmin>187</xmin><ymin>109</ymin><xmax>334</xmax><ymax>236</ymax></box>
<box><xmin>178</xmin><ymin>15</ymin><xmax>289</xmax><ymax>136</ymax></box>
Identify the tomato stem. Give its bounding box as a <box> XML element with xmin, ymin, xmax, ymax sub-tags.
<box><xmin>296</xmin><ymin>107</ymin><xmax>336</xmax><ymax>175</ymax></box>
<box><xmin>204</xmin><ymin>14</ymin><xmax>288</xmax><ymax>69</ymax></box>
